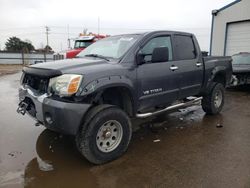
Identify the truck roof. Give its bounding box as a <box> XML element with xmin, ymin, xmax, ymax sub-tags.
<box><xmin>145</xmin><ymin>30</ymin><xmax>193</xmax><ymax>35</ymax></box>
<box><xmin>113</xmin><ymin>30</ymin><xmax>194</xmax><ymax>37</ymax></box>
<box><xmin>74</xmin><ymin>36</ymin><xmax>95</xmax><ymax>41</ymax></box>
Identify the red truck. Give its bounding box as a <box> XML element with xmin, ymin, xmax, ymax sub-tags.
<box><xmin>66</xmin><ymin>33</ymin><xmax>107</xmax><ymax>59</ymax></box>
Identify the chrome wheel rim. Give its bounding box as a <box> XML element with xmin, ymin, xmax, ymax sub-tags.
<box><xmin>96</xmin><ymin>120</ymin><xmax>123</xmax><ymax>153</ymax></box>
<box><xmin>214</xmin><ymin>90</ymin><xmax>223</xmax><ymax>108</ymax></box>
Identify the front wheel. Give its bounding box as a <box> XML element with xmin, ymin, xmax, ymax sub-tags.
<box><xmin>76</xmin><ymin>105</ymin><xmax>132</xmax><ymax>164</ymax></box>
<box><xmin>202</xmin><ymin>83</ymin><xmax>225</xmax><ymax>115</ymax></box>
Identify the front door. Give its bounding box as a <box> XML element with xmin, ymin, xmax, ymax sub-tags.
<box><xmin>136</xmin><ymin>35</ymin><xmax>180</xmax><ymax>112</ymax></box>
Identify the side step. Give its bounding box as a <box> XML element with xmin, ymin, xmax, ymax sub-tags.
<box><xmin>136</xmin><ymin>97</ymin><xmax>203</xmax><ymax>118</ymax></box>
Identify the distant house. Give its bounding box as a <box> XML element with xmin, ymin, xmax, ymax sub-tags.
<box><xmin>210</xmin><ymin>0</ymin><xmax>250</xmax><ymax>56</ymax></box>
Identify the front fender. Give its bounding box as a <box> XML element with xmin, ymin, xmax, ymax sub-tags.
<box><xmin>79</xmin><ymin>75</ymin><xmax>136</xmax><ymax>99</ymax></box>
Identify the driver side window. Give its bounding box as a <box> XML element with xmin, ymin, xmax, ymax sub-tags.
<box><xmin>139</xmin><ymin>36</ymin><xmax>173</xmax><ymax>63</ymax></box>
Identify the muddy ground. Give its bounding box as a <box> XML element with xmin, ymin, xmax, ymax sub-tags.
<box><xmin>0</xmin><ymin>72</ymin><xmax>250</xmax><ymax>188</ymax></box>
<box><xmin>0</xmin><ymin>65</ymin><xmax>23</xmax><ymax>76</ymax></box>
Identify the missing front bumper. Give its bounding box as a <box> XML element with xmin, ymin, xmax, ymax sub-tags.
<box><xmin>18</xmin><ymin>86</ymin><xmax>92</xmax><ymax>135</ymax></box>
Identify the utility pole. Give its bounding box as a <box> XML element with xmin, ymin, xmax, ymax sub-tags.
<box><xmin>45</xmin><ymin>26</ymin><xmax>50</xmax><ymax>62</ymax></box>
<box><xmin>45</xmin><ymin>26</ymin><xmax>50</xmax><ymax>47</ymax></box>
<box><xmin>98</xmin><ymin>17</ymin><xmax>100</xmax><ymax>35</ymax></box>
<box><xmin>67</xmin><ymin>24</ymin><xmax>71</xmax><ymax>49</ymax></box>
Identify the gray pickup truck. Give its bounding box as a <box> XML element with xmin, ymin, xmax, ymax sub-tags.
<box><xmin>231</xmin><ymin>52</ymin><xmax>250</xmax><ymax>86</ymax></box>
<box><xmin>17</xmin><ymin>31</ymin><xmax>232</xmax><ymax>164</ymax></box>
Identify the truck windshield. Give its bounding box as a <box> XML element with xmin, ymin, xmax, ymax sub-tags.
<box><xmin>232</xmin><ymin>54</ymin><xmax>250</xmax><ymax>65</ymax></box>
<box><xmin>77</xmin><ymin>35</ymin><xmax>139</xmax><ymax>59</ymax></box>
<box><xmin>74</xmin><ymin>41</ymin><xmax>93</xmax><ymax>48</ymax></box>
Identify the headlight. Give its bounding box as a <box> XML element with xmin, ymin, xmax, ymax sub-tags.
<box><xmin>49</xmin><ymin>74</ymin><xmax>83</xmax><ymax>97</ymax></box>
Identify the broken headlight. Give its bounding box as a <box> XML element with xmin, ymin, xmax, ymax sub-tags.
<box><xmin>49</xmin><ymin>74</ymin><xmax>83</xmax><ymax>97</ymax></box>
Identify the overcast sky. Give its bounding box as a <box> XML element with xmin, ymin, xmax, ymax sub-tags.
<box><xmin>0</xmin><ymin>0</ymin><xmax>233</xmax><ymax>52</ymax></box>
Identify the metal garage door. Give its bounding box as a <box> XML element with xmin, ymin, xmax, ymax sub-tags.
<box><xmin>226</xmin><ymin>21</ymin><xmax>250</xmax><ymax>56</ymax></box>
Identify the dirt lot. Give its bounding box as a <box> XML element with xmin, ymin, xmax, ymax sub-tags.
<box><xmin>0</xmin><ymin>65</ymin><xmax>23</xmax><ymax>76</ymax></box>
<box><xmin>1</xmin><ymin>73</ymin><xmax>250</xmax><ymax>188</ymax></box>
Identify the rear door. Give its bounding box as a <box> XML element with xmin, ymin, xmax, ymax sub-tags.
<box><xmin>136</xmin><ymin>35</ymin><xmax>180</xmax><ymax>111</ymax></box>
<box><xmin>172</xmin><ymin>34</ymin><xmax>203</xmax><ymax>98</ymax></box>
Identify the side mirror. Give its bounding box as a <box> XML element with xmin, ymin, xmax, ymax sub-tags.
<box><xmin>136</xmin><ymin>53</ymin><xmax>145</xmax><ymax>65</ymax></box>
<box><xmin>151</xmin><ymin>47</ymin><xmax>169</xmax><ymax>63</ymax></box>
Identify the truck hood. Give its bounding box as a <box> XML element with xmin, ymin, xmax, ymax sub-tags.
<box><xmin>233</xmin><ymin>64</ymin><xmax>250</xmax><ymax>74</ymax></box>
<box><xmin>23</xmin><ymin>57</ymin><xmax>129</xmax><ymax>81</ymax></box>
<box><xmin>31</xmin><ymin>58</ymin><xmax>117</xmax><ymax>73</ymax></box>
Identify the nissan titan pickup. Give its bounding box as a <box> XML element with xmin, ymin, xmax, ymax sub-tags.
<box><xmin>17</xmin><ymin>31</ymin><xmax>232</xmax><ymax>164</ymax></box>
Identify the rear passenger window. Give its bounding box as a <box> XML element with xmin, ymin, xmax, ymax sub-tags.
<box><xmin>174</xmin><ymin>35</ymin><xmax>196</xmax><ymax>60</ymax></box>
<box><xmin>139</xmin><ymin>36</ymin><xmax>173</xmax><ymax>63</ymax></box>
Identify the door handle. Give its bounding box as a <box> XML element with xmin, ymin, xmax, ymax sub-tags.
<box><xmin>196</xmin><ymin>62</ymin><xmax>202</xmax><ymax>67</ymax></box>
<box><xmin>170</xmin><ymin>65</ymin><xmax>179</xmax><ymax>71</ymax></box>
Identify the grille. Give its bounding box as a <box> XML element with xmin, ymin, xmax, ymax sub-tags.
<box><xmin>22</xmin><ymin>74</ymin><xmax>49</xmax><ymax>94</ymax></box>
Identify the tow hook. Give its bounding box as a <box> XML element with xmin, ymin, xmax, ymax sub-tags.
<box><xmin>17</xmin><ymin>101</ymin><xmax>29</xmax><ymax>115</ymax></box>
<box><xmin>35</xmin><ymin>122</ymin><xmax>41</xmax><ymax>126</ymax></box>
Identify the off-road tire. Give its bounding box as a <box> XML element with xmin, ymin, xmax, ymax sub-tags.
<box><xmin>202</xmin><ymin>83</ymin><xmax>225</xmax><ymax>115</ymax></box>
<box><xmin>76</xmin><ymin>105</ymin><xmax>132</xmax><ymax>164</ymax></box>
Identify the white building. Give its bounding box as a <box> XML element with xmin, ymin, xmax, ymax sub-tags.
<box><xmin>210</xmin><ymin>0</ymin><xmax>250</xmax><ymax>56</ymax></box>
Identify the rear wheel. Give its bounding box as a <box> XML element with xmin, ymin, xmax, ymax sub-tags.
<box><xmin>202</xmin><ymin>83</ymin><xmax>225</xmax><ymax>115</ymax></box>
<box><xmin>76</xmin><ymin>105</ymin><xmax>132</xmax><ymax>164</ymax></box>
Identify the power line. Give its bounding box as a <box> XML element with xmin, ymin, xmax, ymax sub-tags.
<box><xmin>0</xmin><ymin>26</ymin><xmax>43</xmax><ymax>31</ymax></box>
<box><xmin>0</xmin><ymin>32</ymin><xmax>44</xmax><ymax>38</ymax></box>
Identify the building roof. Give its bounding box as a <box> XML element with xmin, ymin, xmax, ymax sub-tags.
<box><xmin>217</xmin><ymin>0</ymin><xmax>241</xmax><ymax>13</ymax></box>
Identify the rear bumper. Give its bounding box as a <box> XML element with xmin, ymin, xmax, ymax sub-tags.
<box><xmin>18</xmin><ymin>86</ymin><xmax>91</xmax><ymax>135</ymax></box>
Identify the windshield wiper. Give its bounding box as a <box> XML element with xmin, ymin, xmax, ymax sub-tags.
<box><xmin>85</xmin><ymin>54</ymin><xmax>110</xmax><ymax>61</ymax></box>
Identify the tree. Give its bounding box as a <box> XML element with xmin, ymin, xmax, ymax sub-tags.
<box><xmin>44</xmin><ymin>45</ymin><xmax>53</xmax><ymax>53</ymax></box>
<box><xmin>5</xmin><ymin>37</ymin><xmax>35</xmax><ymax>52</ymax></box>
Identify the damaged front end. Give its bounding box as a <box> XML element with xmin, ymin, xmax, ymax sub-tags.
<box><xmin>17</xmin><ymin>67</ymin><xmax>91</xmax><ymax>135</ymax></box>
<box><xmin>17</xmin><ymin>72</ymin><xmax>50</xmax><ymax>122</ymax></box>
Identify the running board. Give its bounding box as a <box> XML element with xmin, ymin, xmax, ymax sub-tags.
<box><xmin>136</xmin><ymin>97</ymin><xmax>203</xmax><ymax>118</ymax></box>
